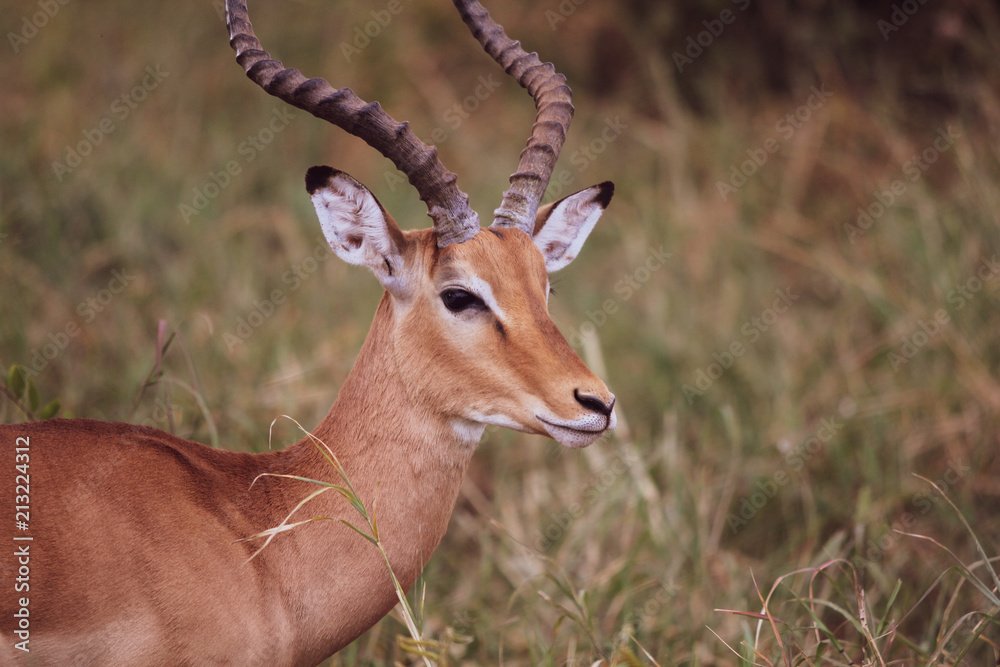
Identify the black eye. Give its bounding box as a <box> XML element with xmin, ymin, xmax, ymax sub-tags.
<box><xmin>441</xmin><ymin>288</ymin><xmax>486</xmax><ymax>313</ymax></box>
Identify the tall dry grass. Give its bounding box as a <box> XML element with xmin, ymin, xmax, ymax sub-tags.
<box><xmin>3</xmin><ymin>0</ymin><xmax>1000</xmax><ymax>663</ymax></box>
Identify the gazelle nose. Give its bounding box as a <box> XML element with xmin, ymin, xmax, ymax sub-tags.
<box><xmin>574</xmin><ymin>389</ymin><xmax>615</xmax><ymax>417</ymax></box>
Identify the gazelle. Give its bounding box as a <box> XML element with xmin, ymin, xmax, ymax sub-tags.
<box><xmin>0</xmin><ymin>0</ymin><xmax>616</xmax><ymax>663</ymax></box>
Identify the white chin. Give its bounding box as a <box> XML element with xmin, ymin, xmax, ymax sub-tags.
<box><xmin>543</xmin><ymin>422</ymin><xmax>607</xmax><ymax>449</ymax></box>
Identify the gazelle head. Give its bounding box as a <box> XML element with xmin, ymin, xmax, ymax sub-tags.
<box><xmin>307</xmin><ymin>167</ymin><xmax>615</xmax><ymax>447</ymax></box>
<box><xmin>228</xmin><ymin>0</ymin><xmax>616</xmax><ymax>447</ymax></box>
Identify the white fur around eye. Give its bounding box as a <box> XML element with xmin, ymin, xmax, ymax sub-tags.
<box><xmin>463</xmin><ymin>276</ymin><xmax>505</xmax><ymax>322</ymax></box>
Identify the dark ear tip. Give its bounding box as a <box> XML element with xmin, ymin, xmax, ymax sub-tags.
<box><xmin>594</xmin><ymin>181</ymin><xmax>615</xmax><ymax>208</ymax></box>
<box><xmin>305</xmin><ymin>165</ymin><xmax>337</xmax><ymax>195</ymax></box>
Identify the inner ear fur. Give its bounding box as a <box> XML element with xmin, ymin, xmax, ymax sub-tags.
<box><xmin>307</xmin><ymin>165</ymin><xmax>410</xmax><ymax>291</ymax></box>
<box><xmin>530</xmin><ymin>181</ymin><xmax>614</xmax><ymax>273</ymax></box>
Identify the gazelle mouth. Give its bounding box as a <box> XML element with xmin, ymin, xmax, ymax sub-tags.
<box><xmin>537</xmin><ymin>416</ymin><xmax>612</xmax><ymax>449</ymax></box>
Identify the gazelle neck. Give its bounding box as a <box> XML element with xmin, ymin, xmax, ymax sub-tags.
<box><xmin>265</xmin><ymin>292</ymin><xmax>479</xmax><ymax>658</ymax></box>
<box><xmin>311</xmin><ymin>291</ymin><xmax>483</xmax><ymax>474</ymax></box>
<box><xmin>303</xmin><ymin>290</ymin><xmax>481</xmax><ymax>553</ymax></box>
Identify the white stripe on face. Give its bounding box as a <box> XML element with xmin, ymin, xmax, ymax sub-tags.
<box><xmin>458</xmin><ymin>275</ymin><xmax>506</xmax><ymax>322</ymax></box>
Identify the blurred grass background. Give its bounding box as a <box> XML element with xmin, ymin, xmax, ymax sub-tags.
<box><xmin>3</xmin><ymin>0</ymin><xmax>1000</xmax><ymax>663</ymax></box>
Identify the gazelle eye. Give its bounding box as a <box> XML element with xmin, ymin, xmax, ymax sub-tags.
<box><xmin>441</xmin><ymin>288</ymin><xmax>486</xmax><ymax>313</ymax></box>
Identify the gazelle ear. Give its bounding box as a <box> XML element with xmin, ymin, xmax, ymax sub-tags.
<box><xmin>531</xmin><ymin>181</ymin><xmax>614</xmax><ymax>273</ymax></box>
<box><xmin>306</xmin><ymin>166</ymin><xmax>409</xmax><ymax>294</ymax></box>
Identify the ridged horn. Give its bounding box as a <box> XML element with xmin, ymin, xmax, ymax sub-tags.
<box><xmin>225</xmin><ymin>0</ymin><xmax>481</xmax><ymax>247</ymax></box>
<box><xmin>452</xmin><ymin>0</ymin><xmax>574</xmax><ymax>235</ymax></box>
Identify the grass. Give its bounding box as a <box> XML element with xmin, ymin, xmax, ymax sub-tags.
<box><xmin>3</xmin><ymin>0</ymin><xmax>1000</xmax><ymax>663</ymax></box>
<box><xmin>240</xmin><ymin>417</ymin><xmax>437</xmax><ymax>667</ymax></box>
